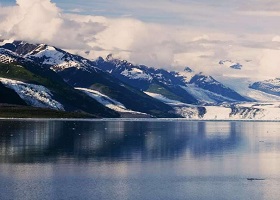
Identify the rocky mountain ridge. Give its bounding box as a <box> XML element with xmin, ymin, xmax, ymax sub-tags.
<box><xmin>1</xmin><ymin>40</ymin><xmax>280</xmax><ymax>119</ymax></box>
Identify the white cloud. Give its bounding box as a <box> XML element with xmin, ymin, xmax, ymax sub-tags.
<box><xmin>192</xmin><ymin>35</ymin><xmax>210</xmax><ymax>42</ymax></box>
<box><xmin>272</xmin><ymin>35</ymin><xmax>280</xmax><ymax>42</ymax></box>
<box><xmin>237</xmin><ymin>11</ymin><xmax>280</xmax><ymax>17</ymax></box>
<box><xmin>259</xmin><ymin>49</ymin><xmax>280</xmax><ymax>78</ymax></box>
<box><xmin>0</xmin><ymin>0</ymin><xmax>63</xmax><ymax>42</ymax></box>
<box><xmin>0</xmin><ymin>0</ymin><xmax>280</xmax><ymax>80</ymax></box>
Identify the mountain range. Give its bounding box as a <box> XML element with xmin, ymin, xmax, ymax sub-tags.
<box><xmin>1</xmin><ymin>39</ymin><xmax>280</xmax><ymax>119</ymax></box>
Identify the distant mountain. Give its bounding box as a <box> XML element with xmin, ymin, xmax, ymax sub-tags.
<box><xmin>94</xmin><ymin>56</ymin><xmax>198</xmax><ymax>105</ymax></box>
<box><xmin>249</xmin><ymin>78</ymin><xmax>280</xmax><ymax>96</ymax></box>
<box><xmin>94</xmin><ymin>55</ymin><xmax>248</xmax><ymax>104</ymax></box>
<box><xmin>188</xmin><ymin>74</ymin><xmax>248</xmax><ymax>102</ymax></box>
<box><xmin>0</xmin><ymin>61</ymin><xmax>119</xmax><ymax>118</ymax></box>
<box><xmin>0</xmin><ymin>40</ymin><xmax>179</xmax><ymax>118</ymax></box>
<box><xmin>2</xmin><ymin>39</ymin><xmax>278</xmax><ymax>120</ymax></box>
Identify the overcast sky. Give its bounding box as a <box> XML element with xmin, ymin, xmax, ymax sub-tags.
<box><xmin>1</xmin><ymin>0</ymin><xmax>280</xmax><ymax>79</ymax></box>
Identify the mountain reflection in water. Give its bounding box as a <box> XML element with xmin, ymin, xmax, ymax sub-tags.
<box><xmin>0</xmin><ymin>120</ymin><xmax>242</xmax><ymax>163</ymax></box>
<box><xmin>1</xmin><ymin>120</ymin><xmax>280</xmax><ymax>200</ymax></box>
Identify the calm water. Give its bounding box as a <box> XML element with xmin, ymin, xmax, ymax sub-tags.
<box><xmin>0</xmin><ymin>120</ymin><xmax>280</xmax><ymax>200</ymax></box>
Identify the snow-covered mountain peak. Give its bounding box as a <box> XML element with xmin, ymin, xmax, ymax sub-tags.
<box><xmin>219</xmin><ymin>60</ymin><xmax>242</xmax><ymax>70</ymax></box>
<box><xmin>191</xmin><ymin>74</ymin><xmax>218</xmax><ymax>85</ymax></box>
<box><xmin>105</xmin><ymin>54</ymin><xmax>133</xmax><ymax>68</ymax></box>
<box><xmin>26</xmin><ymin>45</ymin><xmax>67</xmax><ymax>66</ymax></box>
<box><xmin>0</xmin><ymin>40</ymin><xmax>268</xmax><ymax>119</ymax></box>
<box><xmin>25</xmin><ymin>45</ymin><xmax>85</xmax><ymax>71</ymax></box>
<box><xmin>27</xmin><ymin>44</ymin><xmax>49</xmax><ymax>55</ymax></box>
<box><xmin>121</xmin><ymin>68</ymin><xmax>153</xmax><ymax>81</ymax></box>
<box><xmin>0</xmin><ymin>41</ymin><xmax>101</xmax><ymax>73</ymax></box>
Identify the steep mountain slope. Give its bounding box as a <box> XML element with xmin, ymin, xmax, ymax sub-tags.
<box><xmin>58</xmin><ymin>67</ymin><xmax>178</xmax><ymax>117</ymax></box>
<box><xmin>0</xmin><ymin>41</ymin><xmax>179</xmax><ymax>118</ymax></box>
<box><xmin>94</xmin><ymin>56</ymin><xmax>247</xmax><ymax>104</ymax></box>
<box><xmin>1</xmin><ymin>41</ymin><xmax>248</xmax><ymax>106</ymax></box>
<box><xmin>0</xmin><ymin>62</ymin><xmax>119</xmax><ymax>118</ymax></box>
<box><xmin>0</xmin><ymin>77</ymin><xmax>64</xmax><ymax>110</ymax></box>
<box><xmin>4</xmin><ymin>40</ymin><xmax>276</xmax><ymax>120</ymax></box>
<box><xmin>76</xmin><ymin>87</ymin><xmax>151</xmax><ymax>118</ymax></box>
<box><xmin>188</xmin><ymin>74</ymin><xmax>248</xmax><ymax>102</ymax></box>
<box><xmin>94</xmin><ymin>56</ymin><xmax>198</xmax><ymax>104</ymax></box>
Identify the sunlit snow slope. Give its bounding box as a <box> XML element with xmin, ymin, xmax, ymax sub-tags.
<box><xmin>0</xmin><ymin>78</ymin><xmax>64</xmax><ymax>110</ymax></box>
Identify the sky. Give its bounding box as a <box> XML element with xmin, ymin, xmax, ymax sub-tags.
<box><xmin>1</xmin><ymin>0</ymin><xmax>280</xmax><ymax>79</ymax></box>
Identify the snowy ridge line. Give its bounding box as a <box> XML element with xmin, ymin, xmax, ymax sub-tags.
<box><xmin>76</xmin><ymin>87</ymin><xmax>150</xmax><ymax>115</ymax></box>
<box><xmin>0</xmin><ymin>78</ymin><xmax>64</xmax><ymax>111</ymax></box>
<box><xmin>121</xmin><ymin>68</ymin><xmax>153</xmax><ymax>81</ymax></box>
<box><xmin>28</xmin><ymin>45</ymin><xmax>80</xmax><ymax>70</ymax></box>
<box><xmin>25</xmin><ymin>45</ymin><xmax>93</xmax><ymax>73</ymax></box>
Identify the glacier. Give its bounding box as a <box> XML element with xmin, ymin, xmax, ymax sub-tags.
<box><xmin>0</xmin><ymin>78</ymin><xmax>64</xmax><ymax>111</ymax></box>
<box><xmin>76</xmin><ymin>87</ymin><xmax>151</xmax><ymax>116</ymax></box>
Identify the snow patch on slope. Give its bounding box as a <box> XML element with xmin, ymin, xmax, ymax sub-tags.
<box><xmin>0</xmin><ymin>78</ymin><xmax>64</xmax><ymax>110</ymax></box>
<box><xmin>145</xmin><ymin>92</ymin><xmax>186</xmax><ymax>106</ymax></box>
<box><xmin>181</xmin><ymin>85</ymin><xmax>215</xmax><ymax>103</ymax></box>
<box><xmin>181</xmin><ymin>85</ymin><xmax>238</xmax><ymax>104</ymax></box>
<box><xmin>0</xmin><ymin>39</ymin><xmax>14</xmax><ymax>46</ymax></box>
<box><xmin>145</xmin><ymin>91</ymin><xmax>202</xmax><ymax>118</ymax></box>
<box><xmin>0</xmin><ymin>48</ymin><xmax>19</xmax><ymax>64</ymax></box>
<box><xmin>121</xmin><ymin>68</ymin><xmax>153</xmax><ymax>81</ymax></box>
<box><xmin>76</xmin><ymin>87</ymin><xmax>149</xmax><ymax>115</ymax></box>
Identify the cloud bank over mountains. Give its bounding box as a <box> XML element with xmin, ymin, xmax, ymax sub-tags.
<box><xmin>1</xmin><ymin>0</ymin><xmax>280</xmax><ymax>79</ymax></box>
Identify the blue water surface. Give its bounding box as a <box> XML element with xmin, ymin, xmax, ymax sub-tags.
<box><xmin>0</xmin><ymin>120</ymin><xmax>279</xmax><ymax>200</ymax></box>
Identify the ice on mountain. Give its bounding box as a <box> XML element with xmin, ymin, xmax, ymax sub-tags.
<box><xmin>121</xmin><ymin>68</ymin><xmax>153</xmax><ymax>81</ymax></box>
<box><xmin>76</xmin><ymin>87</ymin><xmax>148</xmax><ymax>115</ymax></box>
<box><xmin>0</xmin><ymin>78</ymin><xmax>64</xmax><ymax>111</ymax></box>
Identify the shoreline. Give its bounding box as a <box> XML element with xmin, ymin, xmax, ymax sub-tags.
<box><xmin>1</xmin><ymin>117</ymin><xmax>280</xmax><ymax>122</ymax></box>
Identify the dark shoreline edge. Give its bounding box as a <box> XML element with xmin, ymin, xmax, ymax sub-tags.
<box><xmin>1</xmin><ymin>118</ymin><xmax>280</xmax><ymax>122</ymax></box>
